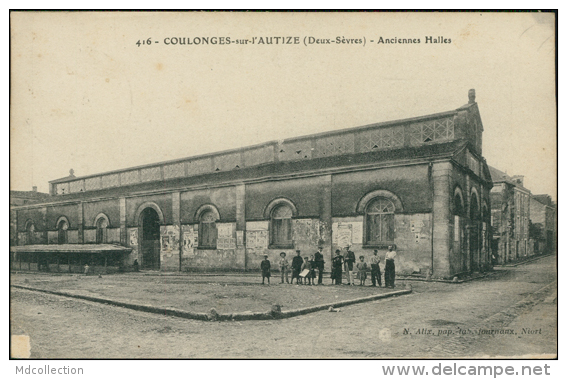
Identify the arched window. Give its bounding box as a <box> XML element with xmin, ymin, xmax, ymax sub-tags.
<box><xmin>454</xmin><ymin>191</ymin><xmax>465</xmax><ymax>217</ymax></box>
<box><xmin>96</xmin><ymin>217</ymin><xmax>108</xmax><ymax>244</ymax></box>
<box><xmin>199</xmin><ymin>210</ymin><xmax>218</xmax><ymax>249</ymax></box>
<box><xmin>470</xmin><ymin>192</ymin><xmax>480</xmax><ymax>220</ymax></box>
<box><xmin>365</xmin><ymin>197</ymin><xmax>395</xmax><ymax>246</ymax></box>
<box><xmin>453</xmin><ymin>188</ymin><xmax>465</xmax><ymax>247</ymax></box>
<box><xmin>270</xmin><ymin>204</ymin><xmax>293</xmax><ymax>248</ymax></box>
<box><xmin>25</xmin><ymin>221</ymin><xmax>35</xmax><ymax>245</ymax></box>
<box><xmin>57</xmin><ymin>219</ymin><xmax>68</xmax><ymax>244</ymax></box>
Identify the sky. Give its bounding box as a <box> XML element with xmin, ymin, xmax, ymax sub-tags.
<box><xmin>10</xmin><ymin>12</ymin><xmax>557</xmax><ymax>199</ymax></box>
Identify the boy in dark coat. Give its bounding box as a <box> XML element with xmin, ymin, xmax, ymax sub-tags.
<box><xmin>370</xmin><ymin>250</ymin><xmax>382</xmax><ymax>287</ymax></box>
<box><xmin>301</xmin><ymin>256</ymin><xmax>313</xmax><ymax>285</ymax></box>
<box><xmin>261</xmin><ymin>254</ymin><xmax>271</xmax><ymax>284</ymax></box>
<box><xmin>291</xmin><ymin>250</ymin><xmax>303</xmax><ymax>284</ymax></box>
<box><xmin>332</xmin><ymin>249</ymin><xmax>344</xmax><ymax>285</ymax></box>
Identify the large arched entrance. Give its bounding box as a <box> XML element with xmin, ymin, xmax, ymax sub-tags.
<box><xmin>139</xmin><ymin>207</ymin><xmax>161</xmax><ymax>270</ymax></box>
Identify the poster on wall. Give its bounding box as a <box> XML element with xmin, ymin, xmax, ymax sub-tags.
<box><xmin>183</xmin><ymin>231</ymin><xmax>194</xmax><ymax>249</ymax></box>
<box><xmin>351</xmin><ymin>221</ymin><xmax>363</xmax><ymax>244</ymax></box>
<box><xmin>217</xmin><ymin>223</ymin><xmax>233</xmax><ymax>238</ymax></box>
<box><xmin>246</xmin><ymin>230</ymin><xmax>268</xmax><ymax>249</ymax></box>
<box><xmin>161</xmin><ymin>235</ymin><xmax>171</xmax><ymax>252</ymax></box>
<box><xmin>336</xmin><ymin>224</ymin><xmax>352</xmax><ymax>248</ymax></box>
<box><xmin>236</xmin><ymin>230</ymin><xmax>244</xmax><ymax>247</ymax></box>
<box><xmin>182</xmin><ymin>230</ymin><xmax>194</xmax><ymax>256</ymax></box>
<box><xmin>217</xmin><ymin>237</ymin><xmax>236</xmax><ymax>250</ymax></box>
<box><xmin>129</xmin><ymin>229</ymin><xmax>138</xmax><ymax>246</ymax></box>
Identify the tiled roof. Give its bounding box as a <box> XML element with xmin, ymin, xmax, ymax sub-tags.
<box><xmin>10</xmin><ymin>190</ymin><xmax>52</xmax><ymax>201</ymax></box>
<box><xmin>488</xmin><ymin>166</ymin><xmax>528</xmax><ymax>191</ymax></box>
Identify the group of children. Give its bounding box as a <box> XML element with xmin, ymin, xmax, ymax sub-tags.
<box><xmin>261</xmin><ymin>246</ymin><xmax>396</xmax><ymax>287</ymax></box>
<box><xmin>261</xmin><ymin>249</ymin><xmax>323</xmax><ymax>285</ymax></box>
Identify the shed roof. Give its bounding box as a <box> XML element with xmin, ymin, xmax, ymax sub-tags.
<box><xmin>10</xmin><ymin>244</ymin><xmax>132</xmax><ymax>254</ymax></box>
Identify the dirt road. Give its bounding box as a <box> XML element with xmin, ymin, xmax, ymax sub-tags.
<box><xmin>10</xmin><ymin>255</ymin><xmax>556</xmax><ymax>358</ymax></box>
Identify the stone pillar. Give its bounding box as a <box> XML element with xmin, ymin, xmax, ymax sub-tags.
<box><xmin>432</xmin><ymin>162</ymin><xmax>452</xmax><ymax>278</ymax></box>
<box><xmin>172</xmin><ymin>192</ymin><xmax>181</xmax><ymax>271</ymax></box>
<box><xmin>41</xmin><ymin>207</ymin><xmax>48</xmax><ymax>244</ymax></box>
<box><xmin>77</xmin><ymin>202</ymin><xmax>84</xmax><ymax>244</ymax></box>
<box><xmin>10</xmin><ymin>209</ymin><xmax>17</xmax><ymax>246</ymax></box>
<box><xmin>479</xmin><ymin>184</ymin><xmax>486</xmax><ymax>268</ymax></box>
<box><xmin>119</xmin><ymin>197</ymin><xmax>127</xmax><ymax>245</ymax></box>
<box><xmin>464</xmin><ymin>174</ymin><xmax>471</xmax><ymax>271</ymax></box>
<box><xmin>320</xmin><ymin>175</ymin><xmax>333</xmax><ymax>265</ymax></box>
<box><xmin>235</xmin><ymin>184</ymin><xmax>246</xmax><ymax>270</ymax></box>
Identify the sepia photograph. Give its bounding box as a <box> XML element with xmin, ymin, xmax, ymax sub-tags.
<box><xmin>9</xmin><ymin>10</ymin><xmax>557</xmax><ymax>364</ymax></box>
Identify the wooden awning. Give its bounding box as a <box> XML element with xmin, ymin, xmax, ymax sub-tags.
<box><xmin>10</xmin><ymin>244</ymin><xmax>132</xmax><ymax>254</ymax></box>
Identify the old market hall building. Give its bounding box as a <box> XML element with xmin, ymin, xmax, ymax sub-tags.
<box><xmin>11</xmin><ymin>90</ymin><xmax>493</xmax><ymax>279</ymax></box>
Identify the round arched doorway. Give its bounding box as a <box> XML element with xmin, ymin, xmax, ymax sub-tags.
<box><xmin>139</xmin><ymin>207</ymin><xmax>161</xmax><ymax>269</ymax></box>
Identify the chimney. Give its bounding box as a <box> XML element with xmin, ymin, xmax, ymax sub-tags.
<box><xmin>32</xmin><ymin>186</ymin><xmax>37</xmax><ymax>192</ymax></box>
<box><xmin>511</xmin><ymin>175</ymin><xmax>524</xmax><ymax>187</ymax></box>
<box><xmin>468</xmin><ymin>89</ymin><xmax>476</xmax><ymax>104</ymax></box>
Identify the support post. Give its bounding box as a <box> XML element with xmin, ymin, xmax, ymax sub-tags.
<box><xmin>235</xmin><ymin>184</ymin><xmax>246</xmax><ymax>270</ymax></box>
<box><xmin>78</xmin><ymin>202</ymin><xmax>84</xmax><ymax>244</ymax></box>
<box><xmin>320</xmin><ymin>175</ymin><xmax>333</xmax><ymax>268</ymax></box>
<box><xmin>172</xmin><ymin>192</ymin><xmax>181</xmax><ymax>272</ymax></box>
<box><xmin>431</xmin><ymin>161</ymin><xmax>453</xmax><ymax>278</ymax></box>
<box><xmin>119</xmin><ymin>197</ymin><xmax>127</xmax><ymax>245</ymax></box>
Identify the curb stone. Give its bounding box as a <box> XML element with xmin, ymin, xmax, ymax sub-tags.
<box><xmin>11</xmin><ymin>284</ymin><xmax>411</xmax><ymax>322</ymax></box>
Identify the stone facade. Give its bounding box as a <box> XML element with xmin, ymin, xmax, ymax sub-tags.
<box><xmin>530</xmin><ymin>194</ymin><xmax>556</xmax><ymax>255</ymax></box>
<box><xmin>489</xmin><ymin>167</ymin><xmax>533</xmax><ymax>263</ymax></box>
<box><xmin>11</xmin><ymin>90</ymin><xmax>493</xmax><ymax>278</ymax></box>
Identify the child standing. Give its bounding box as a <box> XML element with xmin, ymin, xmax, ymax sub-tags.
<box><xmin>356</xmin><ymin>256</ymin><xmax>368</xmax><ymax>286</ymax></box>
<box><xmin>370</xmin><ymin>250</ymin><xmax>382</xmax><ymax>287</ymax></box>
<box><xmin>300</xmin><ymin>256</ymin><xmax>313</xmax><ymax>285</ymax></box>
<box><xmin>309</xmin><ymin>255</ymin><xmax>317</xmax><ymax>285</ymax></box>
<box><xmin>261</xmin><ymin>254</ymin><xmax>271</xmax><ymax>284</ymax></box>
<box><xmin>291</xmin><ymin>250</ymin><xmax>303</xmax><ymax>284</ymax></box>
<box><xmin>279</xmin><ymin>252</ymin><xmax>290</xmax><ymax>284</ymax></box>
<box><xmin>331</xmin><ymin>250</ymin><xmax>344</xmax><ymax>285</ymax></box>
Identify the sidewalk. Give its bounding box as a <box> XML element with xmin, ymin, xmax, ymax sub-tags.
<box><xmin>493</xmin><ymin>252</ymin><xmax>554</xmax><ymax>268</ymax></box>
<box><xmin>10</xmin><ymin>267</ymin><xmax>506</xmax><ymax>283</ymax></box>
<box><xmin>10</xmin><ymin>272</ymin><xmax>413</xmax><ymax>321</ymax></box>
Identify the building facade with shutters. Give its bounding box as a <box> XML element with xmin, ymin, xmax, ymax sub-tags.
<box><xmin>529</xmin><ymin>194</ymin><xmax>556</xmax><ymax>256</ymax></box>
<box><xmin>489</xmin><ymin>166</ymin><xmax>532</xmax><ymax>264</ymax></box>
<box><xmin>11</xmin><ymin>90</ymin><xmax>492</xmax><ymax>278</ymax></box>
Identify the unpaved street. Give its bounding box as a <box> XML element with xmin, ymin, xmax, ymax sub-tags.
<box><xmin>10</xmin><ymin>255</ymin><xmax>556</xmax><ymax>358</ymax></box>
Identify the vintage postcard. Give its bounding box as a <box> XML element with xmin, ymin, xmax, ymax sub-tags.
<box><xmin>9</xmin><ymin>11</ymin><xmax>556</xmax><ymax>365</ymax></box>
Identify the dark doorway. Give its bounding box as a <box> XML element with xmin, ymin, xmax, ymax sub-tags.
<box><xmin>57</xmin><ymin>220</ymin><xmax>68</xmax><ymax>244</ymax></box>
<box><xmin>491</xmin><ymin>239</ymin><xmax>499</xmax><ymax>264</ymax></box>
<box><xmin>140</xmin><ymin>208</ymin><xmax>161</xmax><ymax>270</ymax></box>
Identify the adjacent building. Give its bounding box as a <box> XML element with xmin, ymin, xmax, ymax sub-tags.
<box><xmin>488</xmin><ymin>166</ymin><xmax>532</xmax><ymax>263</ymax></box>
<box><xmin>10</xmin><ymin>89</ymin><xmax>493</xmax><ymax>278</ymax></box>
<box><xmin>10</xmin><ymin>187</ymin><xmax>52</xmax><ymax>247</ymax></box>
<box><xmin>10</xmin><ymin>187</ymin><xmax>51</xmax><ymax>206</ymax></box>
<box><xmin>530</xmin><ymin>194</ymin><xmax>556</xmax><ymax>255</ymax></box>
